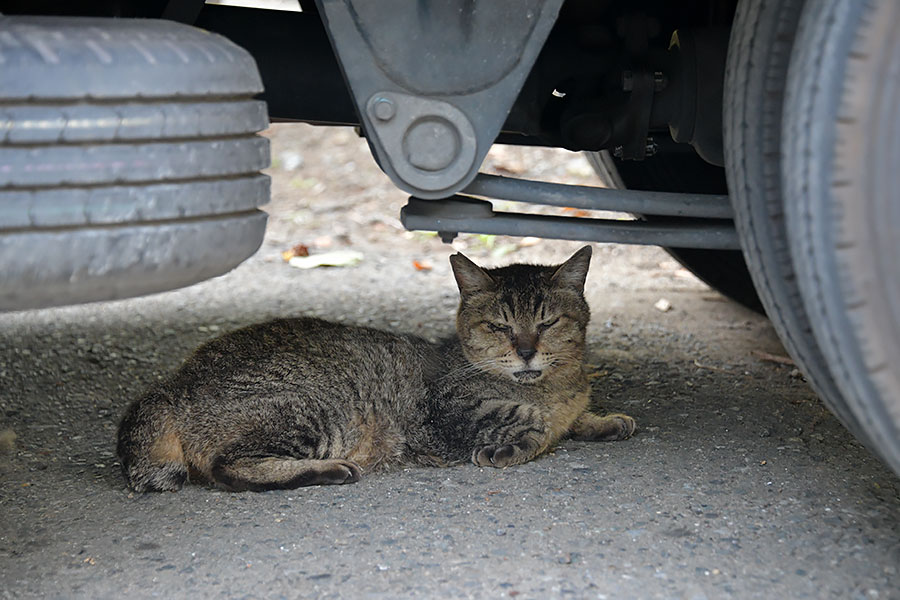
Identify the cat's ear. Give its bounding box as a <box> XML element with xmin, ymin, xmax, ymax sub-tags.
<box><xmin>551</xmin><ymin>245</ymin><xmax>592</xmax><ymax>292</ymax></box>
<box><xmin>450</xmin><ymin>253</ymin><xmax>496</xmax><ymax>296</ymax></box>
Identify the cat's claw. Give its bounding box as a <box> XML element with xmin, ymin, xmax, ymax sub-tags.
<box><xmin>472</xmin><ymin>444</ymin><xmax>522</xmax><ymax>468</ymax></box>
<box><xmin>609</xmin><ymin>414</ymin><xmax>637</xmax><ymax>440</ymax></box>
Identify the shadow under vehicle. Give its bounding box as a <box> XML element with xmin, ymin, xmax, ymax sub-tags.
<box><xmin>1</xmin><ymin>0</ymin><xmax>898</xmax><ymax>477</ymax></box>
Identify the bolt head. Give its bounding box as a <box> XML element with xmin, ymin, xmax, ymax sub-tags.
<box><xmin>404</xmin><ymin>117</ymin><xmax>460</xmax><ymax>172</ymax></box>
<box><xmin>373</xmin><ymin>97</ymin><xmax>395</xmax><ymax>121</ymax></box>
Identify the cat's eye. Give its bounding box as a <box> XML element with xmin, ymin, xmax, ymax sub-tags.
<box><xmin>537</xmin><ymin>317</ymin><xmax>560</xmax><ymax>332</ymax></box>
<box><xmin>486</xmin><ymin>322</ymin><xmax>511</xmax><ymax>333</ymax></box>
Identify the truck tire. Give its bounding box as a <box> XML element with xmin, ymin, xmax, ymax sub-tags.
<box><xmin>0</xmin><ymin>17</ymin><xmax>270</xmax><ymax>311</ymax></box>
<box><xmin>585</xmin><ymin>150</ymin><xmax>763</xmax><ymax>313</ymax></box>
<box><xmin>783</xmin><ymin>0</ymin><xmax>900</xmax><ymax>474</ymax></box>
<box><xmin>722</xmin><ymin>0</ymin><xmax>869</xmax><ymax>446</ymax></box>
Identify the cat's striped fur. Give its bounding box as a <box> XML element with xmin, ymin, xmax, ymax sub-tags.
<box><xmin>117</xmin><ymin>246</ymin><xmax>635</xmax><ymax>492</ymax></box>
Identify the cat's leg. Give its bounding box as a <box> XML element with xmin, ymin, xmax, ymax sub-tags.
<box><xmin>202</xmin><ymin>401</ymin><xmax>369</xmax><ymax>491</ymax></box>
<box><xmin>568</xmin><ymin>411</ymin><xmax>636</xmax><ymax>441</ymax></box>
<box><xmin>210</xmin><ymin>452</ymin><xmax>362</xmax><ymax>492</ymax></box>
<box><xmin>471</xmin><ymin>402</ymin><xmax>552</xmax><ymax>468</ymax></box>
<box><xmin>208</xmin><ymin>432</ymin><xmax>362</xmax><ymax>492</ymax></box>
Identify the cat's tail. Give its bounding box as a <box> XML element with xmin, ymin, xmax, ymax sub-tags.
<box><xmin>116</xmin><ymin>388</ymin><xmax>187</xmax><ymax>492</ymax></box>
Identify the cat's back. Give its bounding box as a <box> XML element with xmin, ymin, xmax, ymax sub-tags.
<box><xmin>170</xmin><ymin>317</ymin><xmax>439</xmax><ymax>405</ymax></box>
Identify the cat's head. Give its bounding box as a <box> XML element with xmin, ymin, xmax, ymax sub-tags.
<box><xmin>450</xmin><ymin>246</ymin><xmax>592</xmax><ymax>384</ymax></box>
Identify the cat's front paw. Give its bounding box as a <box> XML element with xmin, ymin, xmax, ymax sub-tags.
<box><xmin>569</xmin><ymin>412</ymin><xmax>637</xmax><ymax>442</ymax></box>
<box><xmin>604</xmin><ymin>413</ymin><xmax>637</xmax><ymax>441</ymax></box>
<box><xmin>472</xmin><ymin>444</ymin><xmax>528</xmax><ymax>468</ymax></box>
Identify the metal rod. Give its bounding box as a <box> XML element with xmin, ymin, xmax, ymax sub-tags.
<box><xmin>401</xmin><ymin>197</ymin><xmax>739</xmax><ymax>250</ymax></box>
<box><xmin>462</xmin><ymin>173</ymin><xmax>734</xmax><ymax>219</ymax></box>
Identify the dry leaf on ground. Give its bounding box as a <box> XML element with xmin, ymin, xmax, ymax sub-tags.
<box><xmin>281</xmin><ymin>243</ymin><xmax>310</xmax><ymax>261</ymax></box>
<box><xmin>287</xmin><ymin>250</ymin><xmax>364</xmax><ymax>269</ymax></box>
<box><xmin>751</xmin><ymin>350</ymin><xmax>796</xmax><ymax>366</ymax></box>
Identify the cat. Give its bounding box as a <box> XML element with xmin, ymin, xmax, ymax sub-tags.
<box><xmin>117</xmin><ymin>246</ymin><xmax>636</xmax><ymax>493</ymax></box>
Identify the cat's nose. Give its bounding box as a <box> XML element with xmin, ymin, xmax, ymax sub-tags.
<box><xmin>516</xmin><ymin>347</ymin><xmax>537</xmax><ymax>361</ymax></box>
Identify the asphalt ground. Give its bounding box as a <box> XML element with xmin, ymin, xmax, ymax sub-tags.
<box><xmin>1</xmin><ymin>125</ymin><xmax>898</xmax><ymax>599</ymax></box>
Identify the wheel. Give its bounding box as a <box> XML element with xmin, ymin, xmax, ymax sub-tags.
<box><xmin>586</xmin><ymin>150</ymin><xmax>764</xmax><ymax>313</ymax></box>
<box><xmin>722</xmin><ymin>0</ymin><xmax>870</xmax><ymax>445</ymax></box>
<box><xmin>0</xmin><ymin>17</ymin><xmax>270</xmax><ymax>311</ymax></box>
<box><xmin>783</xmin><ymin>0</ymin><xmax>900</xmax><ymax>474</ymax></box>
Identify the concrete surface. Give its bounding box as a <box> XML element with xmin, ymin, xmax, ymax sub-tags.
<box><xmin>1</xmin><ymin>125</ymin><xmax>898</xmax><ymax>599</ymax></box>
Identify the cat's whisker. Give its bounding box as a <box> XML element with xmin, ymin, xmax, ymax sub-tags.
<box><xmin>439</xmin><ymin>355</ymin><xmax>508</xmax><ymax>379</ymax></box>
<box><xmin>546</xmin><ymin>350</ymin><xmax>584</xmax><ymax>369</ymax></box>
<box><xmin>444</xmin><ymin>357</ymin><xmax>494</xmax><ymax>375</ymax></box>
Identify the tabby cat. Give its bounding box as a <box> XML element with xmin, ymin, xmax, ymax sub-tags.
<box><xmin>117</xmin><ymin>246</ymin><xmax>636</xmax><ymax>492</ymax></box>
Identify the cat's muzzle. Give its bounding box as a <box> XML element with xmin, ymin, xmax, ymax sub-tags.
<box><xmin>512</xmin><ymin>369</ymin><xmax>543</xmax><ymax>382</ymax></box>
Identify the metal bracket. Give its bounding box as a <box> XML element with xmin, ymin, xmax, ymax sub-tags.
<box><xmin>620</xmin><ymin>71</ymin><xmax>656</xmax><ymax>160</ymax></box>
<box><xmin>400</xmin><ymin>174</ymin><xmax>739</xmax><ymax>250</ymax></box>
<box><xmin>364</xmin><ymin>92</ymin><xmax>477</xmax><ymax>194</ymax></box>
<box><xmin>314</xmin><ymin>0</ymin><xmax>564</xmax><ymax>199</ymax></box>
<box><xmin>401</xmin><ymin>196</ymin><xmax>739</xmax><ymax>250</ymax></box>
